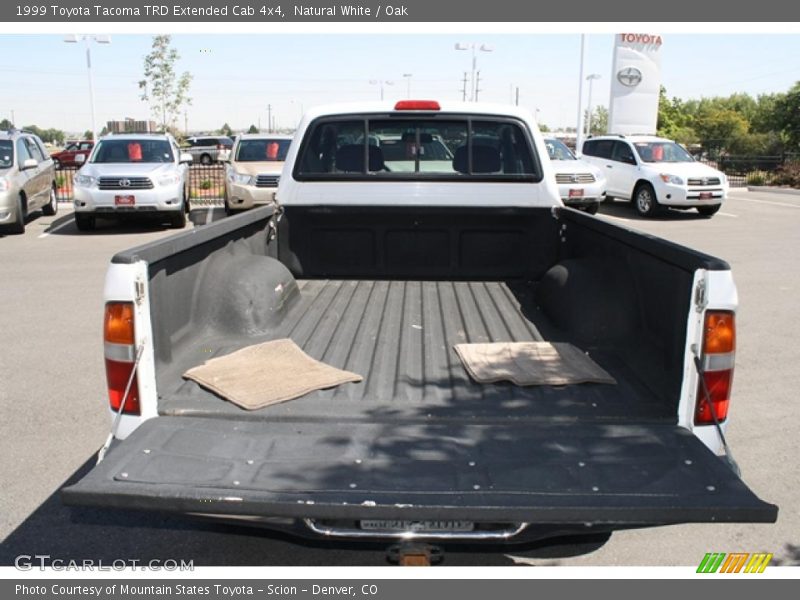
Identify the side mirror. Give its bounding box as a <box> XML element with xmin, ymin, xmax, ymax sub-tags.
<box><xmin>21</xmin><ymin>158</ymin><xmax>38</xmax><ymax>170</ymax></box>
<box><xmin>179</xmin><ymin>152</ymin><xmax>193</xmax><ymax>164</ymax></box>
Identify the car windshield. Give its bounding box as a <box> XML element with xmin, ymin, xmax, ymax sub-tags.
<box><xmin>545</xmin><ymin>138</ymin><xmax>576</xmax><ymax>160</ymax></box>
<box><xmin>236</xmin><ymin>139</ymin><xmax>291</xmax><ymax>162</ymax></box>
<box><xmin>91</xmin><ymin>139</ymin><xmax>174</xmax><ymax>163</ymax></box>
<box><xmin>634</xmin><ymin>141</ymin><xmax>694</xmax><ymax>163</ymax></box>
<box><xmin>0</xmin><ymin>140</ymin><xmax>13</xmax><ymax>168</ymax></box>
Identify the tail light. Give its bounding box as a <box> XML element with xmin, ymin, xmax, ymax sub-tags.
<box><xmin>103</xmin><ymin>302</ymin><xmax>140</xmax><ymax>415</ymax></box>
<box><xmin>694</xmin><ymin>310</ymin><xmax>735</xmax><ymax>425</ymax></box>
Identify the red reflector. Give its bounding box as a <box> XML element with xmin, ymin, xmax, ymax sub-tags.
<box><xmin>695</xmin><ymin>369</ymin><xmax>732</xmax><ymax>425</ymax></box>
<box><xmin>105</xmin><ymin>358</ymin><xmax>141</xmax><ymax>415</ymax></box>
<box><xmin>394</xmin><ymin>100</ymin><xmax>441</xmax><ymax>111</ymax></box>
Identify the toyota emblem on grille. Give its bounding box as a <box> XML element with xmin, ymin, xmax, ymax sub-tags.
<box><xmin>702</xmin><ymin>178</ymin><xmax>709</xmax><ymax>185</ymax></box>
<box><xmin>570</xmin><ymin>174</ymin><xmax>579</xmax><ymax>183</ymax></box>
<box><xmin>119</xmin><ymin>179</ymin><xmax>131</xmax><ymax>188</ymax></box>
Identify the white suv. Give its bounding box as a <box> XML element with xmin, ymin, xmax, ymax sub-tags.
<box><xmin>581</xmin><ymin>135</ymin><xmax>728</xmax><ymax>217</ymax></box>
<box><xmin>73</xmin><ymin>134</ymin><xmax>193</xmax><ymax>231</ymax></box>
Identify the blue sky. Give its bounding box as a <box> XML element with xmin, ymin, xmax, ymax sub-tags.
<box><xmin>2</xmin><ymin>34</ymin><xmax>800</xmax><ymax>134</ymax></box>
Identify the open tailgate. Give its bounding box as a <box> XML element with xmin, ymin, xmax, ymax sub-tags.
<box><xmin>62</xmin><ymin>416</ymin><xmax>777</xmax><ymax>525</ymax></box>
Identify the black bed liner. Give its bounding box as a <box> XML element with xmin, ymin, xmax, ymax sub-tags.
<box><xmin>159</xmin><ymin>279</ymin><xmax>672</xmax><ymax>423</ymax></box>
<box><xmin>62</xmin><ymin>416</ymin><xmax>777</xmax><ymax>525</ymax></box>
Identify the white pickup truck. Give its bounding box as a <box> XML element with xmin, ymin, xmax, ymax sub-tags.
<box><xmin>63</xmin><ymin>101</ymin><xmax>776</xmax><ymax>553</ymax></box>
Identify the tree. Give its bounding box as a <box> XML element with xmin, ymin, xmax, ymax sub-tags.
<box><xmin>139</xmin><ymin>35</ymin><xmax>192</xmax><ymax>132</ymax></box>
<box><xmin>0</xmin><ymin>118</ymin><xmax>12</xmax><ymax>130</ymax></box>
<box><xmin>219</xmin><ymin>123</ymin><xmax>233</xmax><ymax>136</ymax></box>
<box><xmin>247</xmin><ymin>124</ymin><xmax>259</xmax><ymax>134</ymax></box>
<box><xmin>83</xmin><ymin>130</ymin><xmax>94</xmax><ymax>141</ymax></box>
<box><xmin>587</xmin><ymin>106</ymin><xmax>608</xmax><ymax>135</ymax></box>
<box><xmin>775</xmin><ymin>82</ymin><xmax>800</xmax><ymax>150</ymax></box>
<box><xmin>539</xmin><ymin>123</ymin><xmax>550</xmax><ymax>133</ymax></box>
<box><xmin>694</xmin><ymin>109</ymin><xmax>749</xmax><ymax>156</ymax></box>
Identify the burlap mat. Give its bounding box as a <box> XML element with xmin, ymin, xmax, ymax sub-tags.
<box><xmin>454</xmin><ymin>341</ymin><xmax>616</xmax><ymax>386</ymax></box>
<box><xmin>183</xmin><ymin>338</ymin><xmax>363</xmax><ymax>410</ymax></box>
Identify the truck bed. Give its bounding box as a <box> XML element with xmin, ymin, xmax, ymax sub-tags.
<box><xmin>160</xmin><ymin>278</ymin><xmax>671</xmax><ymax>424</ymax></box>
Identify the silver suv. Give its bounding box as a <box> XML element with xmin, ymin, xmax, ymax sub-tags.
<box><xmin>73</xmin><ymin>134</ymin><xmax>193</xmax><ymax>231</ymax></box>
<box><xmin>182</xmin><ymin>136</ymin><xmax>234</xmax><ymax>165</ymax></box>
<box><xmin>0</xmin><ymin>129</ymin><xmax>58</xmax><ymax>235</ymax></box>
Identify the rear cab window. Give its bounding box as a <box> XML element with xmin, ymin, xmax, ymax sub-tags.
<box><xmin>295</xmin><ymin>114</ymin><xmax>540</xmax><ymax>181</ymax></box>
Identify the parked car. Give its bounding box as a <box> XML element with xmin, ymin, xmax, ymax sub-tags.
<box><xmin>182</xmin><ymin>136</ymin><xmax>234</xmax><ymax>165</ymax></box>
<box><xmin>0</xmin><ymin>129</ymin><xmax>57</xmax><ymax>235</ymax></box>
<box><xmin>581</xmin><ymin>135</ymin><xmax>729</xmax><ymax>217</ymax></box>
<box><xmin>64</xmin><ymin>101</ymin><xmax>776</xmax><ymax>558</ymax></box>
<box><xmin>72</xmin><ymin>133</ymin><xmax>193</xmax><ymax>231</ymax></box>
<box><xmin>50</xmin><ymin>140</ymin><xmax>94</xmax><ymax>169</ymax></box>
<box><xmin>223</xmin><ymin>134</ymin><xmax>292</xmax><ymax>215</ymax></box>
<box><xmin>544</xmin><ymin>137</ymin><xmax>606</xmax><ymax>214</ymax></box>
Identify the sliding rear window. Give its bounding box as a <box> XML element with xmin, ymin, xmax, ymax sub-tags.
<box><xmin>294</xmin><ymin>115</ymin><xmax>540</xmax><ymax>181</ymax></box>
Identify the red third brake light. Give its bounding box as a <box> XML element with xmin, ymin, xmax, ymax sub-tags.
<box><xmin>394</xmin><ymin>100</ymin><xmax>441</xmax><ymax>111</ymax></box>
<box><xmin>695</xmin><ymin>310</ymin><xmax>735</xmax><ymax>425</ymax></box>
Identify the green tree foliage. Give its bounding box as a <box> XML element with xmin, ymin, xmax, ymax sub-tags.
<box><xmin>0</xmin><ymin>118</ymin><xmax>13</xmax><ymax>130</ymax></box>
<box><xmin>775</xmin><ymin>82</ymin><xmax>800</xmax><ymax>150</ymax></box>
<box><xmin>247</xmin><ymin>124</ymin><xmax>259</xmax><ymax>134</ymax></box>
<box><xmin>21</xmin><ymin>125</ymin><xmax>65</xmax><ymax>144</ymax></box>
<box><xmin>219</xmin><ymin>123</ymin><xmax>233</xmax><ymax>136</ymax></box>
<box><xmin>587</xmin><ymin>106</ymin><xmax>608</xmax><ymax>136</ymax></box>
<box><xmin>139</xmin><ymin>35</ymin><xmax>192</xmax><ymax>131</ymax></box>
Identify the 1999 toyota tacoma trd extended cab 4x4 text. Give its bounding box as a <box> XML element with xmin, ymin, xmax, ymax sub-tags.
<box><xmin>63</xmin><ymin>101</ymin><xmax>776</xmax><ymax>554</ymax></box>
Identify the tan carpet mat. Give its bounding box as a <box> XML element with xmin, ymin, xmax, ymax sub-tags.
<box><xmin>183</xmin><ymin>338</ymin><xmax>363</xmax><ymax>410</ymax></box>
<box><xmin>454</xmin><ymin>341</ymin><xmax>616</xmax><ymax>386</ymax></box>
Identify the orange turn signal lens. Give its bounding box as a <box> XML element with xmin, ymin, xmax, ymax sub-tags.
<box><xmin>703</xmin><ymin>310</ymin><xmax>735</xmax><ymax>355</ymax></box>
<box><xmin>104</xmin><ymin>302</ymin><xmax>135</xmax><ymax>345</ymax></box>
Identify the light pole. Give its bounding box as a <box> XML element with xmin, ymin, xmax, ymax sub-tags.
<box><xmin>455</xmin><ymin>42</ymin><xmax>493</xmax><ymax>101</ymax></box>
<box><xmin>575</xmin><ymin>34</ymin><xmax>587</xmax><ymax>152</ymax></box>
<box><xmin>585</xmin><ymin>74</ymin><xmax>601</xmax><ymax>137</ymax></box>
<box><xmin>369</xmin><ymin>79</ymin><xmax>394</xmax><ymax>101</ymax></box>
<box><xmin>64</xmin><ymin>34</ymin><xmax>111</xmax><ymax>142</ymax></box>
<box><xmin>402</xmin><ymin>73</ymin><xmax>412</xmax><ymax>98</ymax></box>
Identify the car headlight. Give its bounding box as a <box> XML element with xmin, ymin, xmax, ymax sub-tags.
<box><xmin>74</xmin><ymin>174</ymin><xmax>96</xmax><ymax>187</ymax></box>
<box><xmin>659</xmin><ymin>173</ymin><xmax>684</xmax><ymax>185</ymax></box>
<box><xmin>229</xmin><ymin>171</ymin><xmax>254</xmax><ymax>185</ymax></box>
<box><xmin>158</xmin><ymin>173</ymin><xmax>181</xmax><ymax>186</ymax></box>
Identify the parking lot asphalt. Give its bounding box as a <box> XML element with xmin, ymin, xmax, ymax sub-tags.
<box><xmin>0</xmin><ymin>190</ymin><xmax>798</xmax><ymax>567</ymax></box>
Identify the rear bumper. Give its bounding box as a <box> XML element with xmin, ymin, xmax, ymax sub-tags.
<box><xmin>62</xmin><ymin>416</ymin><xmax>777</xmax><ymax>538</ymax></box>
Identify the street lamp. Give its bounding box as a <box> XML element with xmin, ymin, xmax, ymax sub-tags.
<box><xmin>402</xmin><ymin>73</ymin><xmax>413</xmax><ymax>98</ymax></box>
<box><xmin>455</xmin><ymin>42</ymin><xmax>493</xmax><ymax>101</ymax></box>
<box><xmin>369</xmin><ymin>79</ymin><xmax>394</xmax><ymax>101</ymax></box>
<box><xmin>584</xmin><ymin>74</ymin><xmax>601</xmax><ymax>137</ymax></box>
<box><xmin>64</xmin><ymin>34</ymin><xmax>111</xmax><ymax>143</ymax></box>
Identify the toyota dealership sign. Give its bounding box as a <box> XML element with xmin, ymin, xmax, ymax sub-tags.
<box><xmin>608</xmin><ymin>33</ymin><xmax>663</xmax><ymax>135</ymax></box>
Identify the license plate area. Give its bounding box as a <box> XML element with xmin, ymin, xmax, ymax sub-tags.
<box><xmin>115</xmin><ymin>195</ymin><xmax>135</xmax><ymax>206</ymax></box>
<box><xmin>360</xmin><ymin>520</ymin><xmax>475</xmax><ymax>533</ymax></box>
<box><xmin>699</xmin><ymin>192</ymin><xmax>713</xmax><ymax>199</ymax></box>
<box><xmin>568</xmin><ymin>188</ymin><xmax>584</xmax><ymax>198</ymax></box>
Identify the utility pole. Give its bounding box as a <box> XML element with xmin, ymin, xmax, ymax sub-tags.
<box><xmin>461</xmin><ymin>72</ymin><xmax>468</xmax><ymax>102</ymax></box>
<box><xmin>267</xmin><ymin>104</ymin><xmax>272</xmax><ymax>133</ymax></box>
<box><xmin>10</xmin><ymin>110</ymin><xmax>14</xmax><ymax>126</ymax></box>
<box><xmin>576</xmin><ymin>34</ymin><xmax>587</xmax><ymax>153</ymax></box>
<box><xmin>474</xmin><ymin>71</ymin><xmax>482</xmax><ymax>102</ymax></box>
<box><xmin>515</xmin><ymin>87</ymin><xmax>519</xmax><ymax>106</ymax></box>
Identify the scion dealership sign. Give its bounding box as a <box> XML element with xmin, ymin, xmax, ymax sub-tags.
<box><xmin>608</xmin><ymin>33</ymin><xmax>663</xmax><ymax>135</ymax></box>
